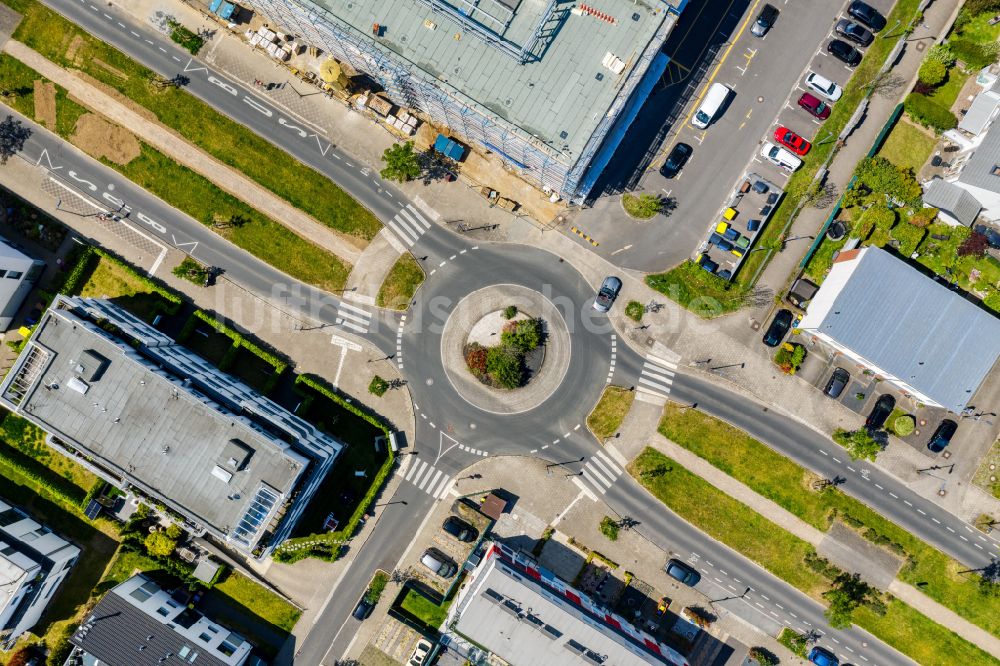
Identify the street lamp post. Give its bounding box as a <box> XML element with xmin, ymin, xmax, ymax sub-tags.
<box><xmin>546</xmin><ymin>456</ymin><xmax>584</xmax><ymax>476</ymax></box>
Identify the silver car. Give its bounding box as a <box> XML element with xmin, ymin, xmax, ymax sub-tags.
<box><xmin>593</xmin><ymin>276</ymin><xmax>622</xmax><ymax>312</ymax></box>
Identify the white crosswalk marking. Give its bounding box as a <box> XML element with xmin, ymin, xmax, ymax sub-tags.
<box><xmin>335</xmin><ymin>300</ymin><xmax>372</xmax><ymax>334</ymax></box>
<box><xmin>401</xmin><ymin>460</ymin><xmax>452</xmax><ymax>498</ymax></box>
<box><xmin>578</xmin><ymin>449</ymin><xmax>624</xmax><ymax>496</ymax></box>
<box><xmin>386</xmin><ymin>204</ymin><xmax>432</xmax><ymax>247</ymax></box>
<box><xmin>635</xmin><ymin>353</ymin><xmax>677</xmax><ymax>405</ymax></box>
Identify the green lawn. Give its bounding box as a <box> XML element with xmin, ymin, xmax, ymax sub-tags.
<box><xmin>586</xmin><ymin>385</ymin><xmax>635</xmax><ymax>440</ymax></box>
<box><xmin>212</xmin><ymin>570</ymin><xmax>301</xmax><ymax>633</ymax></box>
<box><xmin>877</xmin><ymin>119</ymin><xmax>937</xmax><ymax>173</ymax></box>
<box><xmin>0</xmin><ymin>412</ymin><xmax>98</xmax><ymax>492</ymax></box>
<box><xmin>953</xmin><ymin>9</ymin><xmax>1000</xmax><ymax>43</ymax></box>
<box><xmin>657</xmin><ymin>403</ymin><xmax>1000</xmax><ymax>638</ymax></box>
<box><xmin>5</xmin><ymin>0</ymin><xmax>381</xmax><ymax>241</ymax></box>
<box><xmin>376</xmin><ymin>253</ymin><xmax>425</xmax><ymax>309</ymax></box>
<box><xmin>629</xmin><ymin>447</ymin><xmax>1000</xmax><ymax>666</ymax></box>
<box><xmin>400</xmin><ymin>588</ymin><xmax>449</xmax><ymax>630</ymax></box>
<box><xmin>924</xmin><ymin>66</ymin><xmax>970</xmax><ymax>111</ymax></box>
<box><xmin>78</xmin><ymin>255</ymin><xmax>176</xmax><ymax>321</ymax></box>
<box><xmin>645</xmin><ymin>261</ymin><xmax>749</xmax><ymax>317</ymax></box>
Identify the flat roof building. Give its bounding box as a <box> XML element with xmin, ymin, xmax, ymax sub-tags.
<box><xmin>0</xmin><ymin>497</ymin><xmax>79</xmax><ymax>649</ymax></box>
<box><xmin>244</xmin><ymin>0</ymin><xmax>684</xmax><ymax>201</ymax></box>
<box><xmin>0</xmin><ymin>296</ymin><xmax>344</xmax><ymax>557</ymax></box>
<box><xmin>68</xmin><ymin>574</ymin><xmax>255</xmax><ymax>666</ymax></box>
<box><xmin>444</xmin><ymin>541</ymin><xmax>688</xmax><ymax>666</ymax></box>
<box><xmin>0</xmin><ymin>236</ymin><xmax>45</xmax><ymax>331</ymax></box>
<box><xmin>798</xmin><ymin>247</ymin><xmax>1000</xmax><ymax>412</ymax></box>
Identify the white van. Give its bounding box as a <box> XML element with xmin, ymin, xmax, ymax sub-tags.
<box><xmin>691</xmin><ymin>82</ymin><xmax>731</xmax><ymax>129</ymax></box>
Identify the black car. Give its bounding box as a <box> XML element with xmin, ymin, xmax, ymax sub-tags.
<box><xmin>865</xmin><ymin>394</ymin><xmax>896</xmax><ymax>430</ymax></box>
<box><xmin>848</xmin><ymin>1</ymin><xmax>887</xmax><ymax>31</ymax></box>
<box><xmin>442</xmin><ymin>516</ymin><xmax>478</xmax><ymax>542</ymax></box>
<box><xmin>660</xmin><ymin>142</ymin><xmax>693</xmax><ymax>178</ymax></box>
<box><xmin>927</xmin><ymin>419</ymin><xmax>958</xmax><ymax>453</ymax></box>
<box><xmin>974</xmin><ymin>224</ymin><xmax>1000</xmax><ymax>249</ymax></box>
<box><xmin>751</xmin><ymin>3</ymin><xmax>779</xmax><ymax>37</ymax></box>
<box><xmin>664</xmin><ymin>559</ymin><xmax>701</xmax><ymax>587</ymax></box>
<box><xmin>824</xmin><ymin>368</ymin><xmax>850</xmax><ymax>398</ymax></box>
<box><xmin>352</xmin><ymin>596</ymin><xmax>375</xmax><ymax>621</ymax></box>
<box><xmin>593</xmin><ymin>276</ymin><xmax>622</xmax><ymax>312</ymax></box>
<box><xmin>827</xmin><ymin>39</ymin><xmax>862</xmax><ymax>66</ymax></box>
<box><xmin>762</xmin><ymin>309</ymin><xmax>793</xmax><ymax>347</ymax></box>
<box><xmin>835</xmin><ymin>19</ymin><xmax>874</xmax><ymax>46</ymax></box>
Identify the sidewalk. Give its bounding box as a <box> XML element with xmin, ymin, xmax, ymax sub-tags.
<box><xmin>2</xmin><ymin>39</ymin><xmax>363</xmax><ymax>266</ymax></box>
<box><xmin>617</xmin><ymin>428</ymin><xmax>1000</xmax><ymax>658</ymax></box>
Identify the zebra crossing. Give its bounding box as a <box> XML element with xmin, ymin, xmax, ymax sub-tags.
<box><xmin>335</xmin><ymin>300</ymin><xmax>373</xmax><ymax>334</ymax></box>
<box><xmin>636</xmin><ymin>352</ymin><xmax>677</xmax><ymax>405</ymax></box>
<box><xmin>579</xmin><ymin>449</ymin><xmax>623</xmax><ymax>496</ymax></box>
<box><xmin>386</xmin><ymin>204</ymin><xmax>432</xmax><ymax>247</ymax></box>
<box><xmin>402</xmin><ymin>459</ymin><xmax>453</xmax><ymax>499</ymax></box>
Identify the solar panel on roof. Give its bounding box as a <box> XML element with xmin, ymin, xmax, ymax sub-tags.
<box><xmin>84</xmin><ymin>499</ymin><xmax>102</xmax><ymax>520</ymax></box>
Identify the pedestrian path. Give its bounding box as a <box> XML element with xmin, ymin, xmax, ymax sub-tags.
<box><xmin>335</xmin><ymin>300</ymin><xmax>373</xmax><ymax>334</ymax></box>
<box><xmin>635</xmin><ymin>353</ymin><xmax>677</xmax><ymax>405</ymax></box>
<box><xmin>385</xmin><ymin>204</ymin><xmax>432</xmax><ymax>247</ymax></box>
<box><xmin>402</xmin><ymin>459</ymin><xmax>453</xmax><ymax>499</ymax></box>
<box><xmin>578</xmin><ymin>449</ymin><xmax>623</xmax><ymax>496</ymax></box>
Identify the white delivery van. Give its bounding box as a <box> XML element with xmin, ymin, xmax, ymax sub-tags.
<box><xmin>691</xmin><ymin>82</ymin><xmax>731</xmax><ymax>129</ymax></box>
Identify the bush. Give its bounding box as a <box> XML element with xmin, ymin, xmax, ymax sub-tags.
<box><xmin>918</xmin><ymin>59</ymin><xmax>947</xmax><ymax>86</ymax></box>
<box><xmin>486</xmin><ymin>346</ymin><xmax>522</xmax><ymax>389</ymax></box>
<box><xmin>624</xmin><ymin>300</ymin><xmax>645</xmax><ymax>322</ymax></box>
<box><xmin>145</xmin><ymin>531</ymin><xmax>177</xmax><ymax>557</ymax></box>
<box><xmin>958</xmin><ymin>232</ymin><xmax>990</xmax><ymax>257</ymax></box>
<box><xmin>774</xmin><ymin>343</ymin><xmax>805</xmax><ymax>374</ymax></box>
<box><xmin>832</xmin><ymin>428</ymin><xmax>883</xmax><ymax>461</ymax></box>
<box><xmin>908</xmin><ymin>207</ymin><xmax>937</xmax><ymax>227</ymax></box>
<box><xmin>777</xmin><ymin>628</ymin><xmax>808</xmax><ymax>658</ymax></box>
<box><xmin>748</xmin><ymin>647</ymin><xmax>777</xmax><ymax>666</ymax></box>
<box><xmin>7</xmin><ymin>647</ymin><xmax>34</xmax><ymax>666</ymax></box>
<box><xmin>502</xmin><ymin>305</ymin><xmax>518</xmax><ymax>319</ymax></box>
<box><xmin>465</xmin><ymin>344</ymin><xmax>488</xmax><ymax>375</ymax></box>
<box><xmin>949</xmin><ymin>38</ymin><xmax>999</xmax><ymax>70</ymax></box>
<box><xmin>890</xmin><ymin>222</ymin><xmax>926</xmax><ymax>255</ymax></box>
<box><xmin>893</xmin><ymin>415</ymin><xmax>915</xmax><ymax>437</ymax></box>
<box><xmin>165</xmin><ymin>523</ymin><xmax>183</xmax><ymax>540</ymax></box>
<box><xmin>599</xmin><ymin>516</ymin><xmax>619</xmax><ymax>541</ymax></box>
<box><xmin>984</xmin><ymin>288</ymin><xmax>1000</xmax><ymax>313</ymax></box>
<box><xmin>46</xmin><ymin>623</ymin><xmax>78</xmax><ymax>666</ymax></box>
<box><xmin>905</xmin><ymin>93</ymin><xmax>958</xmax><ymax>133</ymax></box>
<box><xmin>622</xmin><ymin>193</ymin><xmax>662</xmax><ymax>219</ymax></box>
<box><xmin>172</xmin><ymin>256</ymin><xmax>209</xmax><ymax>284</ymax></box>
<box><xmin>368</xmin><ymin>375</ymin><xmax>389</xmax><ymax>397</ymax></box>
<box><xmin>166</xmin><ymin>18</ymin><xmax>204</xmax><ymax>55</ymax></box>
<box><xmin>501</xmin><ymin>318</ymin><xmax>542</xmax><ymax>352</ymax></box>
<box><xmin>870</xmin><ymin>206</ymin><xmax>897</xmax><ymax>232</ymax></box>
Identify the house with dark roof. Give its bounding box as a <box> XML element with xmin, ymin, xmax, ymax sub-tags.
<box><xmin>798</xmin><ymin>247</ymin><xmax>1000</xmax><ymax>412</ymax></box>
<box><xmin>921</xmin><ymin>177</ymin><xmax>982</xmax><ymax>227</ymax></box>
<box><xmin>66</xmin><ymin>574</ymin><xmax>257</xmax><ymax>666</ymax></box>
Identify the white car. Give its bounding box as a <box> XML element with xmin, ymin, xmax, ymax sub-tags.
<box><xmin>805</xmin><ymin>72</ymin><xmax>842</xmax><ymax>101</ymax></box>
<box><xmin>409</xmin><ymin>639</ymin><xmax>433</xmax><ymax>666</ymax></box>
<box><xmin>761</xmin><ymin>141</ymin><xmax>803</xmax><ymax>172</ymax></box>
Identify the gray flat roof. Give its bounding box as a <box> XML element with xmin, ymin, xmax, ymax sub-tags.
<box><xmin>799</xmin><ymin>247</ymin><xmax>1000</xmax><ymax>411</ymax></box>
<box><xmin>958</xmin><ymin>119</ymin><xmax>1000</xmax><ymax>194</ymax></box>
<box><xmin>16</xmin><ymin>309</ymin><xmax>304</xmax><ymax>538</ymax></box>
<box><xmin>308</xmin><ymin>0</ymin><xmax>677</xmax><ymax>154</ymax></box>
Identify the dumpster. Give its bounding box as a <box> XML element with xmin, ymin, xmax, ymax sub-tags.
<box><xmin>434</xmin><ymin>133</ymin><xmax>467</xmax><ymax>161</ymax></box>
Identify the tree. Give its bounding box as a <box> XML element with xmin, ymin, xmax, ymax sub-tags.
<box><xmin>748</xmin><ymin>647</ymin><xmax>777</xmax><ymax>666</ymax></box>
<box><xmin>7</xmin><ymin>647</ymin><xmax>34</xmax><ymax>666</ymax></box>
<box><xmin>908</xmin><ymin>207</ymin><xmax>937</xmax><ymax>227</ymax></box>
<box><xmin>958</xmin><ymin>231</ymin><xmax>989</xmax><ymax>257</ymax></box>
<box><xmin>165</xmin><ymin>523</ymin><xmax>183</xmax><ymax>540</ymax></box>
<box><xmin>869</xmin><ymin>73</ymin><xmax>906</xmax><ymax>99</ymax></box>
<box><xmin>0</xmin><ymin>115</ymin><xmax>31</xmax><ymax>165</ymax></box>
<box><xmin>599</xmin><ymin>516</ymin><xmax>619</xmax><ymax>541</ymax></box>
<box><xmin>832</xmin><ymin>428</ymin><xmax>883</xmax><ymax>461</ymax></box>
<box><xmin>501</xmin><ymin>318</ymin><xmax>542</xmax><ymax>352</ymax></box>
<box><xmin>847</xmin><ymin>157</ymin><xmax>922</xmax><ymax>208</ymax></box>
<box><xmin>622</xmin><ymin>193</ymin><xmax>663</xmax><ymax>219</ymax></box>
<box><xmin>486</xmin><ymin>345</ymin><xmax>522</xmax><ymax>388</ymax></box>
<box><xmin>823</xmin><ymin>572</ymin><xmax>884</xmax><ymax>629</ymax></box>
<box><xmin>979</xmin><ymin>559</ymin><xmax>1000</xmax><ymax>597</ymax></box>
<box><xmin>465</xmin><ymin>344</ymin><xmax>488</xmax><ymax>374</ymax></box>
<box><xmin>145</xmin><ymin>531</ymin><xmax>177</xmax><ymax>558</ymax></box>
<box><xmin>368</xmin><ymin>375</ymin><xmax>389</xmax><ymax>396</ymax></box>
<box><xmin>380</xmin><ymin>141</ymin><xmax>421</xmax><ymax>182</ymax></box>
<box><xmin>918</xmin><ymin>59</ymin><xmax>947</xmax><ymax>86</ymax></box>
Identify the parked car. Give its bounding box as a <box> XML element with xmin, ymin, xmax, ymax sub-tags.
<box><xmin>352</xmin><ymin>596</ymin><xmax>375</xmax><ymax>621</ymax></box>
<box><xmin>760</xmin><ymin>141</ymin><xmax>803</xmax><ymax>171</ymax></box>
<box><xmin>798</xmin><ymin>92</ymin><xmax>831</xmax><ymax>120</ymax></box>
<box><xmin>824</xmin><ymin>368</ymin><xmax>850</xmax><ymax>398</ymax></box>
<box><xmin>927</xmin><ymin>419</ymin><xmax>958</xmax><ymax>453</ymax></box>
<box><xmin>835</xmin><ymin>18</ymin><xmax>874</xmax><ymax>46</ymax></box>
<box><xmin>762</xmin><ymin>308</ymin><xmax>793</xmax><ymax>347</ymax></box>
<box><xmin>692</xmin><ymin>82</ymin><xmax>732</xmax><ymax>129</ymax></box>
<box><xmin>442</xmin><ymin>516</ymin><xmax>478</xmax><ymax>542</ymax></box>
<box><xmin>865</xmin><ymin>394</ymin><xmax>896</xmax><ymax>430</ymax></box>
<box><xmin>974</xmin><ymin>224</ymin><xmax>1000</xmax><ymax>249</ymax></box>
<box><xmin>774</xmin><ymin>126</ymin><xmax>811</xmax><ymax>156</ymax></box>
<box><xmin>751</xmin><ymin>3</ymin><xmax>779</xmax><ymax>37</ymax></box>
<box><xmin>827</xmin><ymin>39</ymin><xmax>862</xmax><ymax>66</ymax></box>
<box><xmin>409</xmin><ymin>639</ymin><xmax>434</xmax><ymax>666</ymax></box>
<box><xmin>593</xmin><ymin>276</ymin><xmax>622</xmax><ymax>312</ymax></box>
<box><xmin>808</xmin><ymin>646</ymin><xmax>840</xmax><ymax>666</ymax></box>
<box><xmin>660</xmin><ymin>142</ymin><xmax>693</xmax><ymax>178</ymax></box>
<box><xmin>787</xmin><ymin>278</ymin><xmax>819</xmax><ymax>307</ymax></box>
<box><xmin>664</xmin><ymin>559</ymin><xmax>701</xmax><ymax>586</ymax></box>
<box><xmin>805</xmin><ymin>72</ymin><xmax>843</xmax><ymax>101</ymax></box>
<box><xmin>420</xmin><ymin>548</ymin><xmax>458</xmax><ymax>578</ymax></box>
<box><xmin>848</xmin><ymin>1</ymin><xmax>887</xmax><ymax>31</ymax></box>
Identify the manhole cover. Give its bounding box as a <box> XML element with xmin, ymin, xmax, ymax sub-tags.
<box><xmin>916</xmin><ymin>41</ymin><xmax>926</xmax><ymax>52</ymax></box>
<box><xmin>645</xmin><ymin>337</ymin><xmax>655</xmax><ymax>346</ymax></box>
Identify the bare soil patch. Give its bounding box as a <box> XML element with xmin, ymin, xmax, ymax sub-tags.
<box><xmin>33</xmin><ymin>79</ymin><xmax>57</xmax><ymax>128</ymax></box>
<box><xmin>92</xmin><ymin>58</ymin><xmax>128</xmax><ymax>80</ymax></box>
<box><xmin>70</xmin><ymin>113</ymin><xmax>141</xmax><ymax>165</ymax></box>
<box><xmin>68</xmin><ymin>71</ymin><xmax>159</xmax><ymax>124</ymax></box>
<box><xmin>64</xmin><ymin>35</ymin><xmax>85</xmax><ymax>65</ymax></box>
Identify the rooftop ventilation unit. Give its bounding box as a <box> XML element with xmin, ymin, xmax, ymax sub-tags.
<box><xmin>211</xmin><ymin>465</ymin><xmax>234</xmax><ymax>483</ymax></box>
<box><xmin>601</xmin><ymin>52</ymin><xmax>625</xmax><ymax>75</ymax></box>
<box><xmin>67</xmin><ymin>377</ymin><xmax>90</xmax><ymax>395</ymax></box>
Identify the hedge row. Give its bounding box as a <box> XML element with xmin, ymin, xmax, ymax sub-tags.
<box><xmin>179</xmin><ymin>310</ymin><xmax>289</xmax><ymax>379</ymax></box>
<box><xmin>0</xmin><ymin>440</ymin><xmax>87</xmax><ymax>509</ymax></box>
<box><xmin>294</xmin><ymin>374</ymin><xmax>392</xmax><ymax>437</ymax></box>
<box><xmin>904</xmin><ymin>93</ymin><xmax>958</xmax><ymax>133</ymax></box>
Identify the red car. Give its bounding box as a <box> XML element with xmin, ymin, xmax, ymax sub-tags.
<box><xmin>774</xmin><ymin>126</ymin><xmax>811</xmax><ymax>156</ymax></box>
<box><xmin>798</xmin><ymin>93</ymin><xmax>831</xmax><ymax>120</ymax></box>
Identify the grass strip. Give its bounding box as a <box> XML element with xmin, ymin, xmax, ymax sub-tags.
<box><xmin>658</xmin><ymin>403</ymin><xmax>1000</xmax><ymax>637</ymax></box>
<box><xmin>629</xmin><ymin>448</ymin><xmax>999</xmax><ymax>666</ymax></box>
<box><xmin>213</xmin><ymin>571</ymin><xmax>301</xmax><ymax>633</ymax></box>
<box><xmin>4</xmin><ymin>0</ymin><xmax>381</xmax><ymax>240</ymax></box>
<box><xmin>0</xmin><ymin>53</ymin><xmax>349</xmax><ymax>290</ymax></box>
<box><xmin>586</xmin><ymin>385</ymin><xmax>635</xmax><ymax>440</ymax></box>
<box><xmin>401</xmin><ymin>588</ymin><xmax>449</xmax><ymax>630</ymax></box>
<box><xmin>376</xmin><ymin>253</ymin><xmax>425</xmax><ymax>309</ymax></box>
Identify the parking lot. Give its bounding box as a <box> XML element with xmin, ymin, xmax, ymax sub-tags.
<box><xmin>576</xmin><ymin>0</ymin><xmax>898</xmax><ymax>273</ymax></box>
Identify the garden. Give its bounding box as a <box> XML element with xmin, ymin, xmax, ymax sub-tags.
<box><xmin>464</xmin><ymin>307</ymin><xmax>545</xmax><ymax>389</ymax></box>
